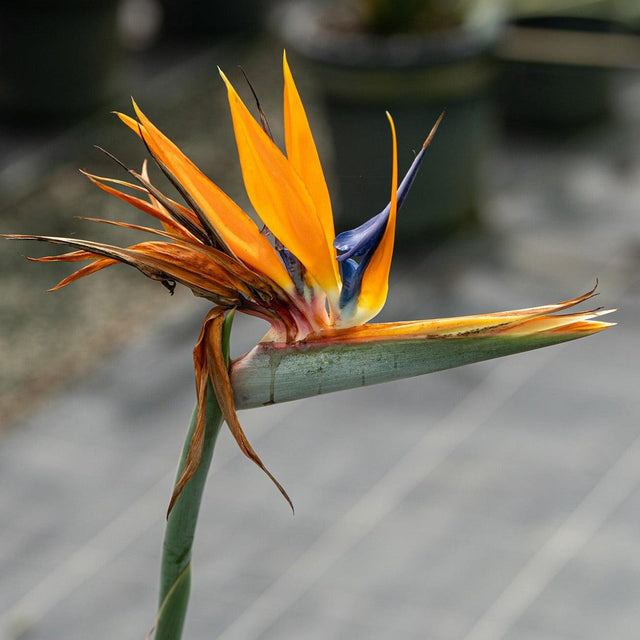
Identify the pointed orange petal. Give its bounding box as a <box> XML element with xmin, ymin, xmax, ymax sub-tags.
<box><xmin>303</xmin><ymin>289</ymin><xmax>614</xmax><ymax>343</ymax></box>
<box><xmin>117</xmin><ymin>106</ymin><xmax>293</xmax><ymax>291</ymax></box>
<box><xmin>20</xmin><ymin>243</ymin><xmax>119</xmax><ymax>290</ymax></box>
<box><xmin>27</xmin><ymin>249</ymin><xmax>95</xmax><ymax>263</ymax></box>
<box><xmin>116</xmin><ymin>111</ymin><xmax>140</xmax><ymax>134</ymax></box>
<box><xmin>12</xmin><ymin>235</ymin><xmax>247</xmax><ymax>305</ymax></box>
<box><xmin>282</xmin><ymin>53</ymin><xmax>337</xmax><ymax>273</ymax></box>
<box><xmin>350</xmin><ymin>112</ymin><xmax>398</xmax><ymax>324</ymax></box>
<box><xmin>310</xmin><ymin>310</ymin><xmax>615</xmax><ymax>343</ymax></box>
<box><xmin>83</xmin><ymin>172</ymin><xmax>194</xmax><ymax>238</ymax></box>
<box><xmin>49</xmin><ymin>258</ymin><xmax>118</xmax><ymax>291</ymax></box>
<box><xmin>77</xmin><ymin>216</ymin><xmax>197</xmax><ymax>245</ymax></box>
<box><xmin>220</xmin><ymin>69</ymin><xmax>340</xmax><ymax>298</ymax></box>
<box><xmin>503</xmin><ymin>308</ymin><xmax>616</xmax><ymax>337</ymax></box>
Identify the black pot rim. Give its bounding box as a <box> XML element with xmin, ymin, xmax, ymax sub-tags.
<box><xmin>511</xmin><ymin>14</ymin><xmax>629</xmax><ymax>34</ymax></box>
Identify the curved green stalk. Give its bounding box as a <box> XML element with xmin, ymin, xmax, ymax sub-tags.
<box><xmin>154</xmin><ymin>312</ymin><xmax>234</xmax><ymax>640</ymax></box>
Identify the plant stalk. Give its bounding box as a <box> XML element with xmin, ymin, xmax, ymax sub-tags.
<box><xmin>154</xmin><ymin>312</ymin><xmax>233</xmax><ymax>639</ymax></box>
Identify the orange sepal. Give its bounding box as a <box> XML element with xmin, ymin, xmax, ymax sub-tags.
<box><xmin>49</xmin><ymin>258</ymin><xmax>118</xmax><ymax>291</ymax></box>
<box><xmin>305</xmin><ymin>288</ymin><xmax>615</xmax><ymax>343</ymax></box>
<box><xmin>349</xmin><ymin>112</ymin><xmax>398</xmax><ymax>324</ymax></box>
<box><xmin>282</xmin><ymin>53</ymin><xmax>337</xmax><ymax>280</ymax></box>
<box><xmin>116</xmin><ymin>106</ymin><xmax>293</xmax><ymax>291</ymax></box>
<box><xmin>82</xmin><ymin>171</ymin><xmax>196</xmax><ymax>239</ymax></box>
<box><xmin>220</xmin><ymin>69</ymin><xmax>340</xmax><ymax>299</ymax></box>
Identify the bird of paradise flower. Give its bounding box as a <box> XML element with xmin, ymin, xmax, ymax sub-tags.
<box><xmin>5</xmin><ymin>52</ymin><xmax>615</xmax><ymax>638</ymax></box>
<box><xmin>6</xmin><ymin>53</ymin><xmax>614</xmax><ymax>513</ymax></box>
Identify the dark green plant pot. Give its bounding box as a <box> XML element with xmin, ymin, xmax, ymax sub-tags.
<box><xmin>496</xmin><ymin>16</ymin><xmax>618</xmax><ymax>129</ymax></box>
<box><xmin>0</xmin><ymin>0</ymin><xmax>120</xmax><ymax>123</ymax></box>
<box><xmin>278</xmin><ymin>3</ymin><xmax>500</xmax><ymax>243</ymax></box>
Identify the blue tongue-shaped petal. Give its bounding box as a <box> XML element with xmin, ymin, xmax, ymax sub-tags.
<box><xmin>334</xmin><ymin>113</ymin><xmax>443</xmax><ymax>310</ymax></box>
<box><xmin>334</xmin><ymin>144</ymin><xmax>428</xmax><ymax>262</ymax></box>
<box><xmin>334</xmin><ymin>208</ymin><xmax>387</xmax><ymax>259</ymax></box>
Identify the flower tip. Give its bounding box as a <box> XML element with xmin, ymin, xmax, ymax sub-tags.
<box><xmin>218</xmin><ymin>66</ymin><xmax>230</xmax><ymax>85</ymax></box>
<box><xmin>80</xmin><ymin>170</ymin><xmax>108</xmax><ymax>189</ymax></box>
<box><xmin>130</xmin><ymin>98</ymin><xmax>146</xmax><ymax>123</ymax></box>
<box><xmin>567</xmin><ymin>318</ymin><xmax>616</xmax><ymax>335</ymax></box>
<box><xmin>218</xmin><ymin>68</ymin><xmax>238</xmax><ymax>96</ymax></box>
<box><xmin>282</xmin><ymin>49</ymin><xmax>292</xmax><ymax>75</ymax></box>
<box><xmin>115</xmin><ymin>110</ymin><xmax>140</xmax><ymax>134</ymax></box>
<box><xmin>385</xmin><ymin>111</ymin><xmax>397</xmax><ymax>139</ymax></box>
<box><xmin>422</xmin><ymin>111</ymin><xmax>445</xmax><ymax>150</ymax></box>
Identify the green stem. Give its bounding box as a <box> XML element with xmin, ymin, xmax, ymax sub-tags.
<box><xmin>154</xmin><ymin>311</ymin><xmax>234</xmax><ymax>640</ymax></box>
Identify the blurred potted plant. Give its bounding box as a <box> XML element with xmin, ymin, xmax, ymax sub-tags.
<box><xmin>495</xmin><ymin>0</ymin><xmax>631</xmax><ymax>129</ymax></box>
<box><xmin>278</xmin><ymin>0</ymin><xmax>503</xmax><ymax>242</ymax></box>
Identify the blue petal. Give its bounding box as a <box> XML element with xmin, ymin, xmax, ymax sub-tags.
<box><xmin>335</xmin><ymin>144</ymin><xmax>429</xmax><ymax>309</ymax></box>
<box><xmin>279</xmin><ymin>247</ymin><xmax>305</xmax><ymax>295</ymax></box>
<box><xmin>338</xmin><ymin>258</ymin><xmax>360</xmax><ymax>308</ymax></box>
<box><xmin>334</xmin><ymin>209</ymin><xmax>388</xmax><ymax>261</ymax></box>
<box><xmin>260</xmin><ymin>224</ymin><xmax>306</xmax><ymax>293</ymax></box>
<box><xmin>334</xmin><ymin>144</ymin><xmax>428</xmax><ymax>263</ymax></box>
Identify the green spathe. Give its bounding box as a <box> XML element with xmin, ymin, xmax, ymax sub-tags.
<box><xmin>231</xmin><ymin>330</ymin><xmax>588</xmax><ymax>409</ymax></box>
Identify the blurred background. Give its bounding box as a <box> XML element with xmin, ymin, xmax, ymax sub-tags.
<box><xmin>0</xmin><ymin>0</ymin><xmax>639</xmax><ymax>638</ymax></box>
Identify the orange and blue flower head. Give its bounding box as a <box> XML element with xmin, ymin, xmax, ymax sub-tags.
<box><xmin>6</xmin><ymin>53</ymin><xmax>614</xmax><ymax>512</ymax></box>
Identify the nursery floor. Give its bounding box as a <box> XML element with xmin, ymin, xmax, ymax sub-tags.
<box><xmin>1</xmin><ymin>37</ymin><xmax>640</xmax><ymax>640</ymax></box>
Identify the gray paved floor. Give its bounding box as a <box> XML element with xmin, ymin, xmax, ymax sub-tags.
<box><xmin>1</xmin><ymin>43</ymin><xmax>639</xmax><ymax>640</ymax></box>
